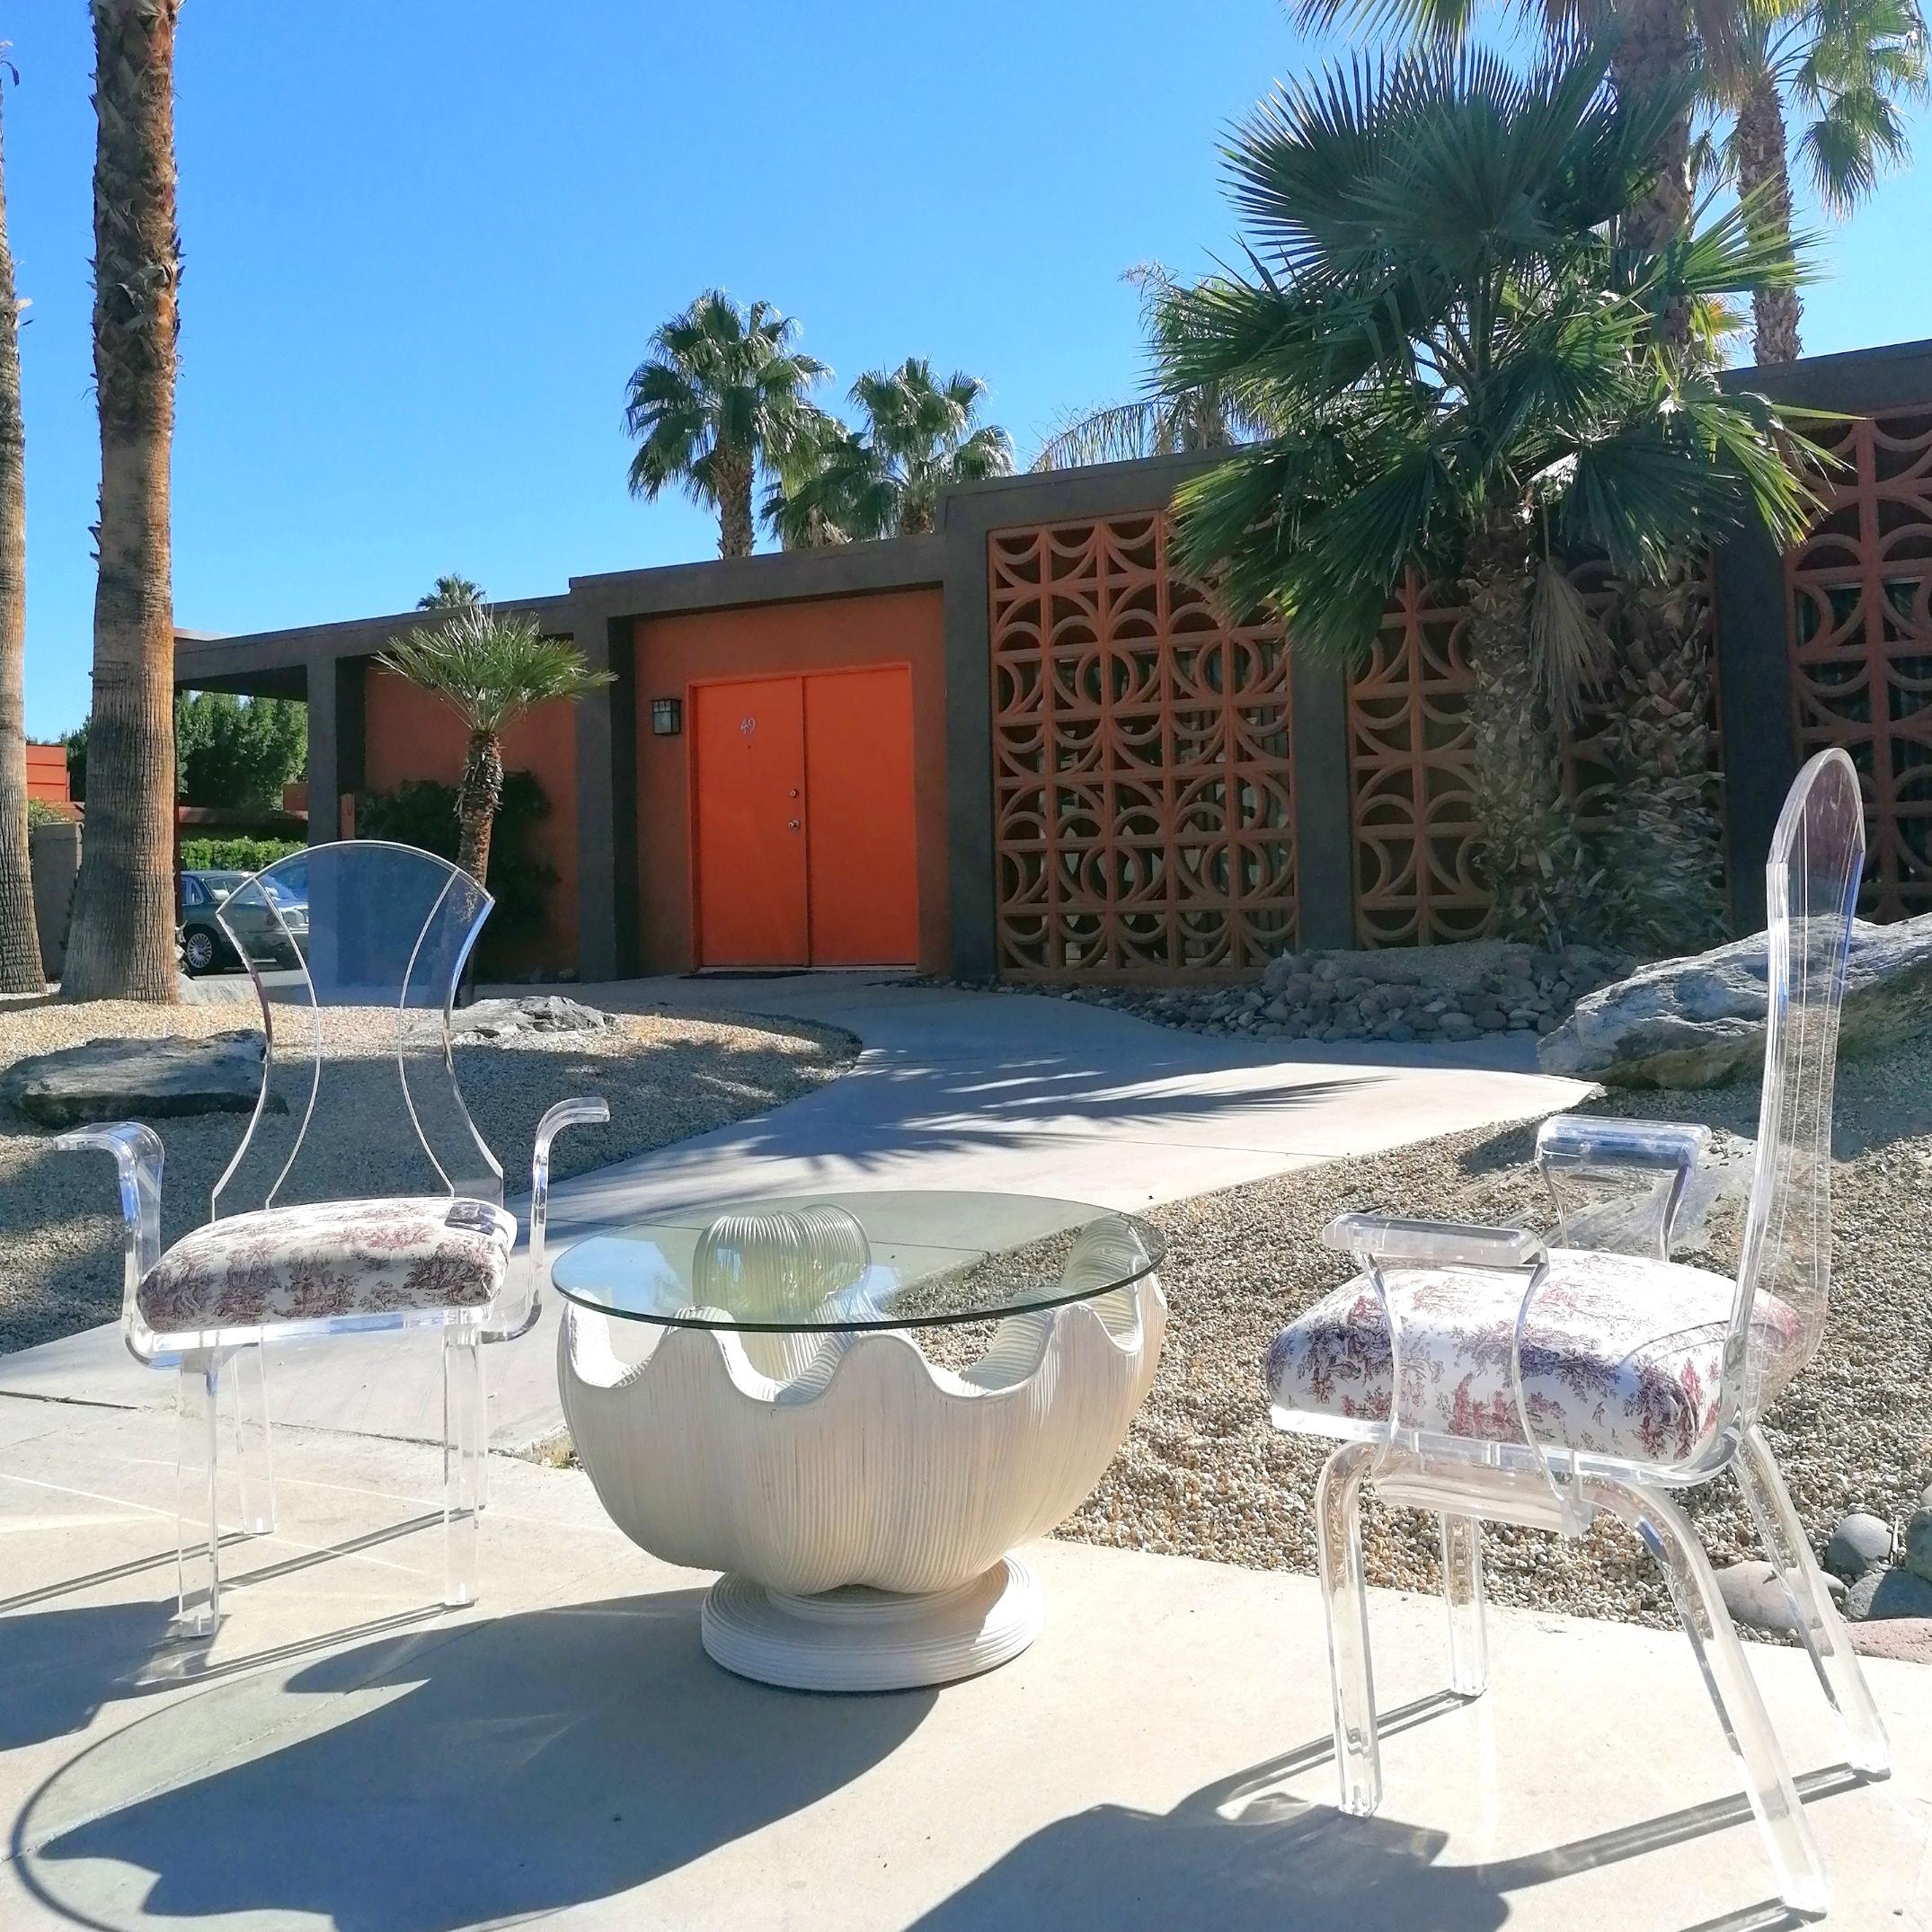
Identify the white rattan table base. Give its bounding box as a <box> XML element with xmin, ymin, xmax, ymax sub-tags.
<box><xmin>700</xmin><ymin>1555</ymin><xmax>1043</xmax><ymax>1692</ymax></box>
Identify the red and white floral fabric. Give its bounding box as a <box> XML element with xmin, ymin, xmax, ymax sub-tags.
<box><xmin>138</xmin><ymin>1197</ymin><xmax>515</xmax><ymax>1334</ymax></box>
<box><xmin>1266</xmin><ymin>1248</ymin><xmax>1805</xmax><ymax>1466</ymax></box>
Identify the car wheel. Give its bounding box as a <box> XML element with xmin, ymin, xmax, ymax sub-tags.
<box><xmin>182</xmin><ymin>927</ymin><xmax>218</xmax><ymax>975</ymax></box>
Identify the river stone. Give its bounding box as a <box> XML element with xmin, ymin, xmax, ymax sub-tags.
<box><xmin>1902</xmin><ymin>1507</ymin><xmax>1932</xmax><ymax>1586</ymax></box>
<box><xmin>1848</xmin><ymin>1565</ymin><xmax>1932</xmax><ymax>1621</ymax></box>
<box><xmin>0</xmin><ymin>1031</ymin><xmax>275</xmax><ymax>1127</ymax></box>
<box><xmin>1715</xmin><ymin>1560</ymin><xmax>1803</xmax><ymax>1635</ymax></box>
<box><xmin>1538</xmin><ymin>911</ymin><xmax>1932</xmax><ymax>1088</ymax></box>
<box><xmin>451</xmin><ymin>996</ymin><xmax>620</xmax><ymax>1041</ymax></box>
<box><xmin>1825</xmin><ymin>1511</ymin><xmax>1897</xmax><ymax>1582</ymax></box>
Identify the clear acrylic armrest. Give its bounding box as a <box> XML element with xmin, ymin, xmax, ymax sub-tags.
<box><xmin>488</xmin><ymin>1097</ymin><xmax>609</xmax><ymax>1343</ymax></box>
<box><xmin>54</xmin><ymin>1122</ymin><xmax>164</xmax><ymax>1338</ymax></box>
<box><xmin>1321</xmin><ymin>1213</ymin><xmax>1543</xmax><ymax>1270</ymax></box>
<box><xmin>1536</xmin><ymin>1114</ymin><xmax>1713</xmax><ymax>1260</ymax></box>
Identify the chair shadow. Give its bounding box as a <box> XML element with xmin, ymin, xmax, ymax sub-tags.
<box><xmin>16</xmin><ymin>1589</ymin><xmax>935</xmax><ymax>1932</ymax></box>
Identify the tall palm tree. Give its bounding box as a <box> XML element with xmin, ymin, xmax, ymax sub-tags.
<box><xmin>1034</xmin><ymin>263</ymin><xmax>1276</xmax><ymax>471</ymax></box>
<box><xmin>417</xmin><ymin>573</ymin><xmax>483</xmax><ymax>609</ymax></box>
<box><xmin>1165</xmin><ymin>44</ymin><xmax>1818</xmax><ymax>947</ymax></box>
<box><xmin>63</xmin><ymin>0</ymin><xmax>182</xmax><ymax>1003</ymax></box>
<box><xmin>0</xmin><ymin>57</ymin><xmax>42</xmax><ymax>992</ymax></box>
<box><xmin>772</xmin><ymin>359</ymin><xmax>1013</xmax><ymax>543</ymax></box>
<box><xmin>377</xmin><ymin>606</ymin><xmax>612</xmax><ymax>883</ymax></box>
<box><xmin>624</xmin><ymin>291</ymin><xmax>830</xmax><ymax>559</ymax></box>
<box><xmin>1715</xmin><ymin>0</ymin><xmax>1928</xmax><ymax>361</ymax></box>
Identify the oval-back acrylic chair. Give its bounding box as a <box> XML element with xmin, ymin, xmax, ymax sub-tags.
<box><xmin>1263</xmin><ymin>748</ymin><xmax>1887</xmax><ymax>1917</ymax></box>
<box><xmin>59</xmin><ymin>841</ymin><xmax>607</xmax><ymax>1638</ymax></box>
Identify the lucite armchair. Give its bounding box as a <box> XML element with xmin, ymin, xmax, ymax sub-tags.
<box><xmin>1264</xmin><ymin>749</ymin><xmax>1887</xmax><ymax>1917</ymax></box>
<box><xmin>60</xmin><ymin>841</ymin><xmax>607</xmax><ymax>1638</ymax></box>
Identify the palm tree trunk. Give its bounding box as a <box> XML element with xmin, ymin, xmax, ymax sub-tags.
<box><xmin>62</xmin><ymin>0</ymin><xmax>182</xmax><ymax>1003</ymax></box>
<box><xmin>1736</xmin><ymin>72</ymin><xmax>1803</xmax><ymax>364</ymax></box>
<box><xmin>455</xmin><ymin>730</ymin><xmax>502</xmax><ymax>883</ymax></box>
<box><xmin>716</xmin><ymin>454</ymin><xmax>754</xmax><ymax>559</ymax></box>
<box><xmin>0</xmin><ymin>78</ymin><xmax>44</xmax><ymax>993</ymax></box>
<box><xmin>1460</xmin><ymin>523</ymin><xmax>1596</xmax><ymax>948</ymax></box>
<box><xmin>1615</xmin><ymin>0</ymin><xmax>1695</xmax><ymax>347</ymax></box>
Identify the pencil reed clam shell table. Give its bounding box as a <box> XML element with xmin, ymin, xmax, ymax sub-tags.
<box><xmin>552</xmin><ymin>1191</ymin><xmax>1166</xmax><ymax>1690</ymax></box>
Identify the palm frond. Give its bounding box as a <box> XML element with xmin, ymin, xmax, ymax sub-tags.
<box><xmin>377</xmin><ymin>607</ymin><xmax>614</xmax><ymax>738</ymax></box>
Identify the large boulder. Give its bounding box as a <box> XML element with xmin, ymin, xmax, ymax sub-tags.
<box><xmin>1538</xmin><ymin>913</ymin><xmax>1932</xmax><ymax>1088</ymax></box>
<box><xmin>451</xmin><ymin>995</ymin><xmax>620</xmax><ymax>1041</ymax></box>
<box><xmin>0</xmin><ymin>1031</ymin><xmax>278</xmax><ymax>1127</ymax></box>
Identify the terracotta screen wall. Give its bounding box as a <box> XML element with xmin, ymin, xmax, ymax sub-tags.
<box><xmin>361</xmin><ymin>664</ymin><xmax>580</xmax><ymax>974</ymax></box>
<box><xmin>631</xmin><ymin>585</ymin><xmax>948</xmax><ymax>975</ymax></box>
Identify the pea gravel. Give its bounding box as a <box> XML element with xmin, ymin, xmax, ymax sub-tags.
<box><xmin>1059</xmin><ymin>1035</ymin><xmax>1932</xmax><ymax>1630</ymax></box>
<box><xmin>0</xmin><ymin>996</ymin><xmax>855</xmax><ymax>1355</ymax></box>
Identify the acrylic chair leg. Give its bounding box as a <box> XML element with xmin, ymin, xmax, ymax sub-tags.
<box><xmin>1440</xmin><ymin>1512</ymin><xmax>1488</xmax><ymax>1698</ymax></box>
<box><xmin>1316</xmin><ymin>1441</ymin><xmax>1381</xmax><ymax>1816</ymax></box>
<box><xmin>225</xmin><ymin>1341</ymin><xmax>277</xmax><ymax>1537</ymax></box>
<box><xmin>1738</xmin><ymin>1423</ymin><xmax>1890</xmax><ymax>1779</ymax></box>
<box><xmin>441</xmin><ymin>1333</ymin><xmax>483</xmax><ymax>1609</ymax></box>
<box><xmin>1604</xmin><ymin>1478</ymin><xmax>1829</xmax><ymax>1918</ymax></box>
<box><xmin>173</xmin><ymin>1351</ymin><xmax>224</xmax><ymax>1639</ymax></box>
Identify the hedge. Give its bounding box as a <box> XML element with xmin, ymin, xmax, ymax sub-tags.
<box><xmin>178</xmin><ymin>836</ymin><xmax>306</xmax><ymax>873</ymax></box>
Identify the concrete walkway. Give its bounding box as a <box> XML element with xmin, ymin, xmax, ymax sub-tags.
<box><xmin>2</xmin><ymin>1399</ymin><xmax>1927</xmax><ymax>1931</ymax></box>
<box><xmin>0</xmin><ymin>974</ymin><xmax>1591</xmax><ymax>1452</ymax></box>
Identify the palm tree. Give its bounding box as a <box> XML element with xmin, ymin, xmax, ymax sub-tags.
<box><xmin>62</xmin><ymin>0</ymin><xmax>182</xmax><ymax>1003</ymax></box>
<box><xmin>773</xmin><ymin>359</ymin><xmax>1013</xmax><ymax>544</ymax></box>
<box><xmin>1715</xmin><ymin>0</ymin><xmax>1928</xmax><ymax>362</ymax></box>
<box><xmin>1034</xmin><ymin>263</ymin><xmax>1275</xmax><ymax>471</ymax></box>
<box><xmin>624</xmin><ymin>291</ymin><xmax>830</xmax><ymax>559</ymax></box>
<box><xmin>417</xmin><ymin>573</ymin><xmax>483</xmax><ymax>609</ymax></box>
<box><xmin>377</xmin><ymin>606</ymin><xmax>613</xmax><ymax>883</ymax></box>
<box><xmin>1165</xmin><ymin>44</ymin><xmax>1818</xmax><ymax>947</ymax></box>
<box><xmin>0</xmin><ymin>57</ymin><xmax>42</xmax><ymax>993</ymax></box>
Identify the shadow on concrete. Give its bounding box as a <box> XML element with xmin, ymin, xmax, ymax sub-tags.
<box><xmin>17</xmin><ymin>1591</ymin><xmax>934</xmax><ymax>1932</ymax></box>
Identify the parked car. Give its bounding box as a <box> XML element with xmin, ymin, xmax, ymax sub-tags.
<box><xmin>178</xmin><ymin>870</ymin><xmax>309</xmax><ymax>975</ymax></box>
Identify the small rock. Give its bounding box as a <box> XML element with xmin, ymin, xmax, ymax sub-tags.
<box><xmin>1714</xmin><ymin>1560</ymin><xmax>1801</xmax><ymax>1636</ymax></box>
<box><xmin>1848</xmin><ymin>1565</ymin><xmax>1932</xmax><ymax>1621</ymax></box>
<box><xmin>1902</xmin><ymin>1506</ymin><xmax>1932</xmax><ymax>1586</ymax></box>
<box><xmin>1471</xmin><ymin>1006</ymin><xmax>1509</xmax><ymax>1032</ymax></box>
<box><xmin>1825</xmin><ymin>1511</ymin><xmax>1895</xmax><ymax>1582</ymax></box>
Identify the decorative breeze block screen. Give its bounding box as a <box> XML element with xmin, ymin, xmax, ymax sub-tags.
<box><xmin>1786</xmin><ymin>408</ymin><xmax>1932</xmax><ymax>921</ymax></box>
<box><xmin>989</xmin><ymin>513</ymin><xmax>1297</xmax><ymax>979</ymax></box>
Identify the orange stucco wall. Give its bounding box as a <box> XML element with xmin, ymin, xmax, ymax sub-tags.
<box><xmin>362</xmin><ymin>664</ymin><xmax>580</xmax><ymax>974</ymax></box>
<box><xmin>634</xmin><ymin>585</ymin><xmax>948</xmax><ymax>975</ymax></box>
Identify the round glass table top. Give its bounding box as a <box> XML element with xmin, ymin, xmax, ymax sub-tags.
<box><xmin>549</xmin><ymin>1189</ymin><xmax>1165</xmax><ymax>1333</ymax></box>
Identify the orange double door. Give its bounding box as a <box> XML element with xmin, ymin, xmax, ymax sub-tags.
<box><xmin>691</xmin><ymin>665</ymin><xmax>918</xmax><ymax>969</ymax></box>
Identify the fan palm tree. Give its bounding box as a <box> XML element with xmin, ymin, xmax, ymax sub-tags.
<box><xmin>377</xmin><ymin>607</ymin><xmax>612</xmax><ymax>883</ymax></box>
<box><xmin>1165</xmin><ymin>43</ymin><xmax>1818</xmax><ymax>946</ymax></box>
<box><xmin>63</xmin><ymin>0</ymin><xmax>182</xmax><ymax>1003</ymax></box>
<box><xmin>0</xmin><ymin>56</ymin><xmax>42</xmax><ymax>993</ymax></box>
<box><xmin>417</xmin><ymin>573</ymin><xmax>483</xmax><ymax>609</ymax></box>
<box><xmin>1034</xmin><ymin>263</ymin><xmax>1278</xmax><ymax>472</ymax></box>
<box><xmin>774</xmin><ymin>359</ymin><xmax>1013</xmax><ymax>543</ymax></box>
<box><xmin>625</xmin><ymin>291</ymin><xmax>830</xmax><ymax>559</ymax></box>
<box><xmin>1715</xmin><ymin>0</ymin><xmax>1928</xmax><ymax>361</ymax></box>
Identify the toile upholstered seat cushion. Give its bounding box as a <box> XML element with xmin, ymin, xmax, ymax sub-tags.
<box><xmin>137</xmin><ymin>1197</ymin><xmax>516</xmax><ymax>1334</ymax></box>
<box><xmin>1266</xmin><ymin>1248</ymin><xmax>1806</xmax><ymax>1466</ymax></box>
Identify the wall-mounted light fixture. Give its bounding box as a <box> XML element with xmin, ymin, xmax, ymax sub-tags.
<box><xmin>651</xmin><ymin>697</ymin><xmax>683</xmax><ymax>737</ymax></box>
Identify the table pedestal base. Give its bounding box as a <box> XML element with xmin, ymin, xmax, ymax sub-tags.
<box><xmin>700</xmin><ymin>1555</ymin><xmax>1042</xmax><ymax>1692</ymax></box>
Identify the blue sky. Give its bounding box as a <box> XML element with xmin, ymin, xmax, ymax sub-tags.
<box><xmin>8</xmin><ymin>0</ymin><xmax>1929</xmax><ymax>736</ymax></box>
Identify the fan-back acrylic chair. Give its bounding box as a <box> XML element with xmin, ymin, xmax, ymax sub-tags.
<box><xmin>1264</xmin><ymin>748</ymin><xmax>1887</xmax><ymax>1918</ymax></box>
<box><xmin>59</xmin><ymin>841</ymin><xmax>607</xmax><ymax>1639</ymax></box>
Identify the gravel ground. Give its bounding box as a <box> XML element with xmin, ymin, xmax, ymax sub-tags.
<box><xmin>1059</xmin><ymin>1035</ymin><xmax>1932</xmax><ymax>1629</ymax></box>
<box><xmin>0</xmin><ymin>996</ymin><xmax>855</xmax><ymax>1355</ymax></box>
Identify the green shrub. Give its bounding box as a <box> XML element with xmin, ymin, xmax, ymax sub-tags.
<box><xmin>26</xmin><ymin>798</ymin><xmax>73</xmax><ymax>829</ymax></box>
<box><xmin>178</xmin><ymin>836</ymin><xmax>306</xmax><ymax>873</ymax></box>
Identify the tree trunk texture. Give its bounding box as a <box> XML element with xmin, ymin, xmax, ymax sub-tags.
<box><xmin>1460</xmin><ymin>525</ymin><xmax>1598</xmax><ymax>948</ymax></box>
<box><xmin>1614</xmin><ymin>0</ymin><xmax>1695</xmax><ymax>347</ymax></box>
<box><xmin>1595</xmin><ymin>563</ymin><xmax>1730</xmax><ymax>952</ymax></box>
<box><xmin>716</xmin><ymin>454</ymin><xmax>754</xmax><ymax>559</ymax></box>
<box><xmin>1735</xmin><ymin>73</ymin><xmax>1803</xmax><ymax>364</ymax></box>
<box><xmin>0</xmin><ymin>79</ymin><xmax>45</xmax><ymax>992</ymax></box>
<box><xmin>455</xmin><ymin>731</ymin><xmax>503</xmax><ymax>884</ymax></box>
<box><xmin>62</xmin><ymin>0</ymin><xmax>182</xmax><ymax>1003</ymax></box>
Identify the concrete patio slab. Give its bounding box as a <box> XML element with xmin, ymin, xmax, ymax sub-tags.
<box><xmin>0</xmin><ymin>976</ymin><xmax>1591</xmax><ymax>1456</ymax></box>
<box><xmin>1</xmin><ymin>1396</ymin><xmax>1926</xmax><ymax>1931</ymax></box>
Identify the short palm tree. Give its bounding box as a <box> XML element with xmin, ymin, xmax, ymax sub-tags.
<box><xmin>417</xmin><ymin>573</ymin><xmax>483</xmax><ymax>610</ymax></box>
<box><xmin>1165</xmin><ymin>43</ymin><xmax>1819</xmax><ymax>947</ymax></box>
<box><xmin>1715</xmin><ymin>0</ymin><xmax>1928</xmax><ymax>361</ymax></box>
<box><xmin>377</xmin><ymin>607</ymin><xmax>612</xmax><ymax>883</ymax></box>
<box><xmin>1034</xmin><ymin>263</ymin><xmax>1275</xmax><ymax>471</ymax></box>
<box><xmin>773</xmin><ymin>359</ymin><xmax>1013</xmax><ymax>543</ymax></box>
<box><xmin>625</xmin><ymin>291</ymin><xmax>831</xmax><ymax>559</ymax></box>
